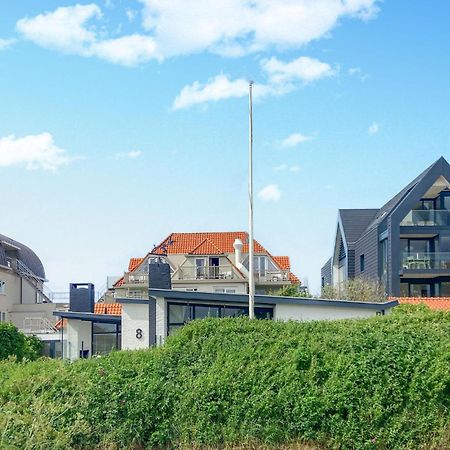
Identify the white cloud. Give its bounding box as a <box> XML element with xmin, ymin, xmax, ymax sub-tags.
<box><xmin>274</xmin><ymin>164</ymin><xmax>300</xmax><ymax>172</ymax></box>
<box><xmin>368</xmin><ymin>121</ymin><xmax>379</xmax><ymax>135</ymax></box>
<box><xmin>274</xmin><ymin>164</ymin><xmax>288</xmax><ymax>172</ymax></box>
<box><xmin>16</xmin><ymin>4</ymin><xmax>101</xmax><ymax>54</ymax></box>
<box><xmin>139</xmin><ymin>0</ymin><xmax>380</xmax><ymax>58</ymax></box>
<box><xmin>16</xmin><ymin>1</ymin><xmax>380</xmax><ymax>65</ymax></box>
<box><xmin>0</xmin><ymin>38</ymin><xmax>15</xmax><ymax>51</ymax></box>
<box><xmin>262</xmin><ymin>56</ymin><xmax>334</xmax><ymax>84</ymax></box>
<box><xmin>90</xmin><ymin>34</ymin><xmax>156</xmax><ymax>66</ymax></box>
<box><xmin>115</xmin><ymin>150</ymin><xmax>142</xmax><ymax>159</ymax></box>
<box><xmin>281</xmin><ymin>132</ymin><xmax>313</xmax><ymax>148</ymax></box>
<box><xmin>258</xmin><ymin>184</ymin><xmax>281</xmax><ymax>202</ymax></box>
<box><xmin>126</xmin><ymin>9</ymin><xmax>137</xmax><ymax>22</ymax></box>
<box><xmin>173</xmin><ymin>75</ymin><xmax>249</xmax><ymax>110</ymax></box>
<box><xmin>348</xmin><ymin>67</ymin><xmax>361</xmax><ymax>76</ymax></box>
<box><xmin>173</xmin><ymin>56</ymin><xmax>333</xmax><ymax>109</ymax></box>
<box><xmin>16</xmin><ymin>4</ymin><xmax>157</xmax><ymax>66</ymax></box>
<box><xmin>348</xmin><ymin>66</ymin><xmax>368</xmax><ymax>81</ymax></box>
<box><xmin>0</xmin><ymin>133</ymin><xmax>75</xmax><ymax>171</ymax></box>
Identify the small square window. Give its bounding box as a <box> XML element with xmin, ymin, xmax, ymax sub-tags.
<box><xmin>360</xmin><ymin>254</ymin><xmax>365</xmax><ymax>272</ymax></box>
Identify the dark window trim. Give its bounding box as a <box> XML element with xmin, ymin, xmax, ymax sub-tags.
<box><xmin>91</xmin><ymin>321</ymin><xmax>121</xmax><ymax>356</ymax></box>
<box><xmin>166</xmin><ymin>301</ymin><xmax>274</xmax><ymax>336</ymax></box>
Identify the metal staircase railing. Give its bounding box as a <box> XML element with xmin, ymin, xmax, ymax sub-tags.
<box><xmin>10</xmin><ymin>258</ymin><xmax>51</xmax><ymax>303</ymax></box>
<box><xmin>22</xmin><ymin>317</ymin><xmax>58</xmax><ymax>334</ymax></box>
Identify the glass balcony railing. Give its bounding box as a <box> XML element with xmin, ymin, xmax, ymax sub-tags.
<box><xmin>401</xmin><ymin>252</ymin><xmax>450</xmax><ymax>270</ymax></box>
<box><xmin>179</xmin><ymin>265</ymin><xmax>236</xmax><ymax>280</ymax></box>
<box><xmin>400</xmin><ymin>210</ymin><xmax>450</xmax><ymax>226</ymax></box>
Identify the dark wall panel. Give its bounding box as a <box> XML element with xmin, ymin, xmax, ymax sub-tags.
<box><xmin>321</xmin><ymin>258</ymin><xmax>332</xmax><ymax>286</ymax></box>
<box><xmin>354</xmin><ymin>227</ymin><xmax>379</xmax><ymax>280</ymax></box>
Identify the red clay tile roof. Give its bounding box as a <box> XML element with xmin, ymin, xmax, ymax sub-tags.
<box><xmin>114</xmin><ymin>258</ymin><xmax>145</xmax><ymax>287</ymax></box>
<box><xmin>189</xmin><ymin>238</ymin><xmax>224</xmax><ymax>255</ymax></box>
<box><xmin>273</xmin><ymin>256</ymin><xmax>290</xmax><ymax>270</ymax></box>
<box><xmin>128</xmin><ymin>257</ymin><xmax>144</xmax><ymax>271</ymax></box>
<box><xmin>288</xmin><ymin>272</ymin><xmax>300</xmax><ymax>284</ymax></box>
<box><xmin>395</xmin><ymin>297</ymin><xmax>450</xmax><ymax>311</ymax></box>
<box><xmin>152</xmin><ymin>232</ymin><xmax>268</xmax><ymax>255</ymax></box>
<box><xmin>54</xmin><ymin>318</ymin><xmax>66</xmax><ymax>330</ymax></box>
<box><xmin>114</xmin><ymin>276</ymin><xmax>124</xmax><ymax>287</ymax></box>
<box><xmin>115</xmin><ymin>232</ymin><xmax>299</xmax><ymax>286</ymax></box>
<box><xmin>94</xmin><ymin>303</ymin><xmax>122</xmax><ymax>315</ymax></box>
<box><xmin>273</xmin><ymin>256</ymin><xmax>300</xmax><ymax>284</ymax></box>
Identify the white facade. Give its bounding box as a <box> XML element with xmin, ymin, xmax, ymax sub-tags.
<box><xmin>274</xmin><ymin>303</ymin><xmax>383</xmax><ymax>321</ymax></box>
<box><xmin>57</xmin><ymin>291</ymin><xmax>398</xmax><ymax>360</ymax></box>
<box><xmin>121</xmin><ymin>302</ymin><xmax>149</xmax><ymax>350</ymax></box>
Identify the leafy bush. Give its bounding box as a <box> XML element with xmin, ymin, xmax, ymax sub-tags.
<box><xmin>0</xmin><ymin>306</ymin><xmax>449</xmax><ymax>449</ymax></box>
<box><xmin>0</xmin><ymin>322</ymin><xmax>42</xmax><ymax>361</ymax></box>
<box><xmin>321</xmin><ymin>277</ymin><xmax>387</xmax><ymax>302</ymax></box>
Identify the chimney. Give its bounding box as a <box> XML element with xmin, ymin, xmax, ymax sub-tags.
<box><xmin>148</xmin><ymin>260</ymin><xmax>172</xmax><ymax>290</ymax></box>
<box><xmin>233</xmin><ymin>238</ymin><xmax>243</xmax><ymax>265</ymax></box>
<box><xmin>233</xmin><ymin>238</ymin><xmax>249</xmax><ymax>276</ymax></box>
<box><xmin>69</xmin><ymin>283</ymin><xmax>95</xmax><ymax>312</ymax></box>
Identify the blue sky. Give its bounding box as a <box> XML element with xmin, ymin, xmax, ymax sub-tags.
<box><xmin>1</xmin><ymin>0</ymin><xmax>450</xmax><ymax>294</ymax></box>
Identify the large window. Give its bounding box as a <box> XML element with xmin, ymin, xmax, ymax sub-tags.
<box><xmin>410</xmin><ymin>284</ymin><xmax>431</xmax><ymax>297</ymax></box>
<box><xmin>440</xmin><ymin>282</ymin><xmax>450</xmax><ymax>297</ymax></box>
<box><xmin>92</xmin><ymin>322</ymin><xmax>121</xmax><ymax>355</ymax></box>
<box><xmin>0</xmin><ymin>280</ymin><xmax>5</xmax><ymax>295</ymax></box>
<box><xmin>167</xmin><ymin>302</ymin><xmax>274</xmax><ymax>335</ymax></box>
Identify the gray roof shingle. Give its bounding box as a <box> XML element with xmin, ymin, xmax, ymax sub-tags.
<box><xmin>0</xmin><ymin>233</ymin><xmax>45</xmax><ymax>279</ymax></box>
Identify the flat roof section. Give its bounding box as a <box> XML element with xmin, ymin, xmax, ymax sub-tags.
<box><xmin>115</xmin><ymin>289</ymin><xmax>399</xmax><ymax>311</ymax></box>
<box><xmin>53</xmin><ymin>311</ymin><xmax>121</xmax><ymax>323</ymax></box>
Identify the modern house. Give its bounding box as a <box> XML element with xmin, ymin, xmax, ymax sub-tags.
<box><xmin>56</xmin><ymin>262</ymin><xmax>398</xmax><ymax>361</ymax></box>
<box><xmin>0</xmin><ymin>232</ymin><xmax>62</xmax><ymax>355</ymax></box>
<box><xmin>321</xmin><ymin>156</ymin><xmax>450</xmax><ymax>298</ymax></box>
<box><xmin>111</xmin><ymin>232</ymin><xmax>300</xmax><ymax>299</ymax></box>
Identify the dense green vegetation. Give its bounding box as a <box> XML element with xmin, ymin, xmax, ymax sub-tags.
<box><xmin>1</xmin><ymin>306</ymin><xmax>449</xmax><ymax>450</ymax></box>
<box><xmin>0</xmin><ymin>322</ymin><xmax>42</xmax><ymax>361</ymax></box>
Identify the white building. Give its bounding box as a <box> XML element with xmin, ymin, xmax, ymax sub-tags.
<box><xmin>111</xmin><ymin>232</ymin><xmax>301</xmax><ymax>299</ymax></box>
<box><xmin>56</xmin><ymin>284</ymin><xmax>398</xmax><ymax>361</ymax></box>
<box><xmin>0</xmin><ymin>233</ymin><xmax>64</xmax><ymax>356</ymax></box>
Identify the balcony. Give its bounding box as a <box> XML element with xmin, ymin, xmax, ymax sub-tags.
<box><xmin>254</xmin><ymin>270</ymin><xmax>289</xmax><ymax>283</ymax></box>
<box><xmin>123</xmin><ymin>273</ymin><xmax>149</xmax><ymax>285</ymax></box>
<box><xmin>401</xmin><ymin>210</ymin><xmax>450</xmax><ymax>227</ymax></box>
<box><xmin>178</xmin><ymin>264</ymin><xmax>236</xmax><ymax>280</ymax></box>
<box><xmin>401</xmin><ymin>252</ymin><xmax>450</xmax><ymax>271</ymax></box>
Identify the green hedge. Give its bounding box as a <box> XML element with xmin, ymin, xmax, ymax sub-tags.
<box><xmin>0</xmin><ymin>322</ymin><xmax>42</xmax><ymax>361</ymax></box>
<box><xmin>0</xmin><ymin>306</ymin><xmax>449</xmax><ymax>449</ymax></box>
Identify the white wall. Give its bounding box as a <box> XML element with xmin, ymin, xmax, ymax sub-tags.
<box><xmin>121</xmin><ymin>302</ymin><xmax>149</xmax><ymax>350</ymax></box>
<box><xmin>274</xmin><ymin>303</ymin><xmax>386</xmax><ymax>321</ymax></box>
<box><xmin>155</xmin><ymin>297</ymin><xmax>166</xmax><ymax>341</ymax></box>
<box><xmin>9</xmin><ymin>303</ymin><xmax>58</xmax><ymax>330</ymax></box>
<box><xmin>65</xmin><ymin>320</ymin><xmax>92</xmax><ymax>361</ymax></box>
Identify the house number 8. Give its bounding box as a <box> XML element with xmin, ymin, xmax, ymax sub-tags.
<box><xmin>136</xmin><ymin>328</ymin><xmax>143</xmax><ymax>339</ymax></box>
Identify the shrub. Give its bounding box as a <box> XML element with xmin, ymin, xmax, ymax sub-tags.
<box><xmin>0</xmin><ymin>322</ymin><xmax>42</xmax><ymax>361</ymax></box>
<box><xmin>0</xmin><ymin>306</ymin><xmax>449</xmax><ymax>449</ymax></box>
<box><xmin>321</xmin><ymin>277</ymin><xmax>387</xmax><ymax>302</ymax></box>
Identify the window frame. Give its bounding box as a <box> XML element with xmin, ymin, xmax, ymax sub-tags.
<box><xmin>166</xmin><ymin>301</ymin><xmax>274</xmax><ymax>335</ymax></box>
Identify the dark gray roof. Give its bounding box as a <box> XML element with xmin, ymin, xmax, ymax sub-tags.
<box><xmin>339</xmin><ymin>209</ymin><xmax>379</xmax><ymax>244</ymax></box>
<box><xmin>366</xmin><ymin>157</ymin><xmax>444</xmax><ymax>230</ymax></box>
<box><xmin>138</xmin><ymin>288</ymin><xmax>398</xmax><ymax>310</ymax></box>
<box><xmin>0</xmin><ymin>233</ymin><xmax>45</xmax><ymax>280</ymax></box>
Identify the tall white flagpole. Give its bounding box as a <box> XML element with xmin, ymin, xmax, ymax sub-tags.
<box><xmin>248</xmin><ymin>81</ymin><xmax>255</xmax><ymax>319</ymax></box>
